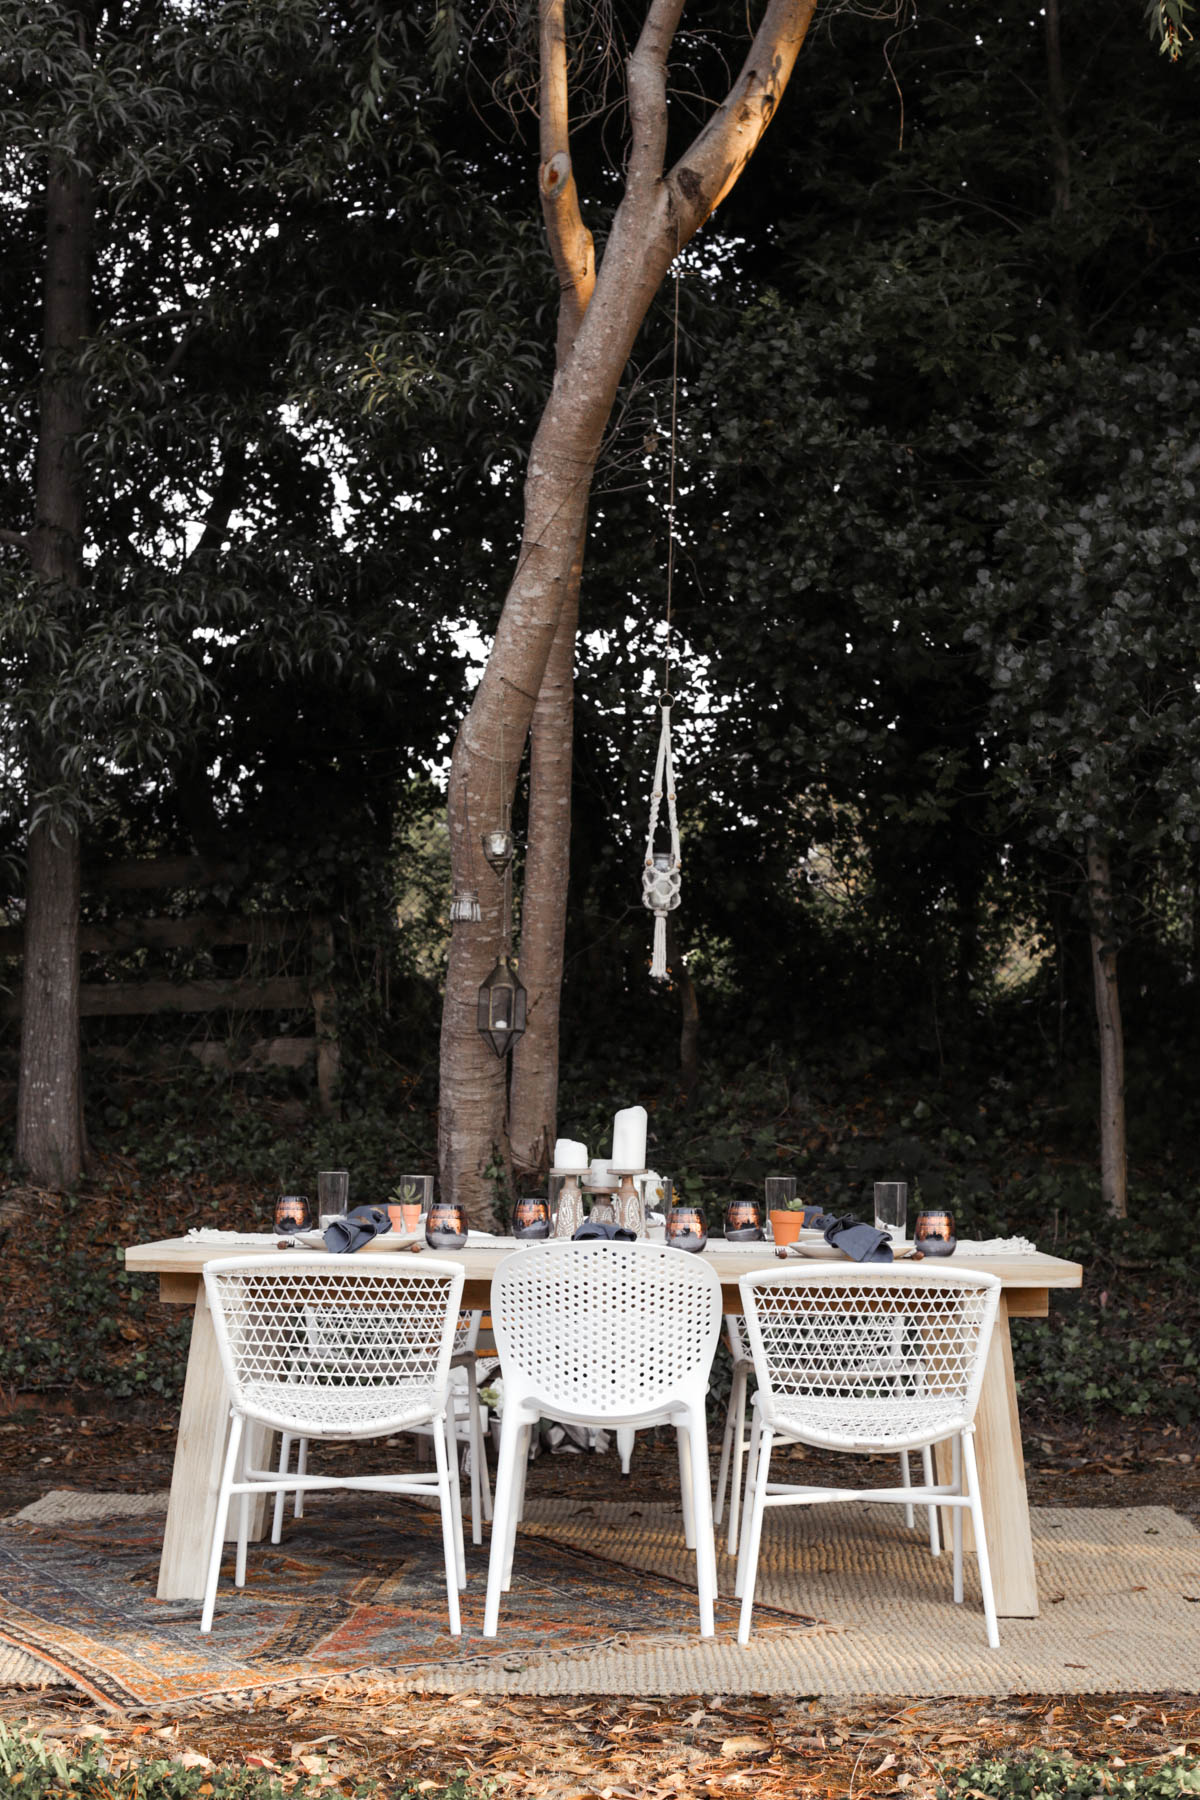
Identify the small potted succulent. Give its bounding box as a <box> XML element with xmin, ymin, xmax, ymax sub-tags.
<box><xmin>769</xmin><ymin>1194</ymin><xmax>811</xmax><ymax>1247</ymax></box>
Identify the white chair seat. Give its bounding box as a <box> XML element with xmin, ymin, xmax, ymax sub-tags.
<box><xmin>242</xmin><ymin>1382</ymin><xmax>442</xmax><ymax>1434</ymax></box>
<box><xmin>770</xmin><ymin>1393</ymin><xmax>968</xmax><ymax>1450</ymax></box>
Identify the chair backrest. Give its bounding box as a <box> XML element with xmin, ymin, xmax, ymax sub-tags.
<box><xmin>491</xmin><ymin>1241</ymin><xmax>722</xmax><ymax>1422</ymax></box>
<box><xmin>203</xmin><ymin>1254</ymin><xmax>465</xmax><ymax>1437</ymax></box>
<box><xmin>737</xmin><ymin>1265</ymin><xmax>1001</xmax><ymax>1449</ymax></box>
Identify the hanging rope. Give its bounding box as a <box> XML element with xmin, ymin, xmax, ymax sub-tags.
<box><xmin>642</xmin><ymin>247</ymin><xmax>683</xmax><ymax>981</ymax></box>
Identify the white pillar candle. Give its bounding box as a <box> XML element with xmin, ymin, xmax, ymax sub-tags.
<box><xmin>590</xmin><ymin>1157</ymin><xmax>614</xmax><ymax>1188</ymax></box>
<box><xmin>553</xmin><ymin>1138</ymin><xmax>588</xmax><ymax>1171</ymax></box>
<box><xmin>611</xmin><ymin>1104</ymin><xmax>648</xmax><ymax>1170</ymax></box>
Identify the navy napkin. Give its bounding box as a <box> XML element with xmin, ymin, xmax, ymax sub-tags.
<box><xmin>323</xmin><ymin>1204</ymin><xmax>393</xmax><ymax>1254</ymax></box>
<box><xmin>572</xmin><ymin>1221</ymin><xmax>638</xmax><ymax>1242</ymax></box>
<box><xmin>822</xmin><ymin>1213</ymin><xmax>894</xmax><ymax>1263</ymax></box>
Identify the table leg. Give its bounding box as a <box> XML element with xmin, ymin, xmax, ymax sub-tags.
<box><xmin>156</xmin><ymin>1290</ymin><xmax>271</xmax><ymax>1601</ymax></box>
<box><xmin>934</xmin><ymin>1294</ymin><xmax>1039</xmax><ymax>1617</ymax></box>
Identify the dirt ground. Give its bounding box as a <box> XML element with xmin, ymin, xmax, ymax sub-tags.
<box><xmin>1</xmin><ymin>1402</ymin><xmax>1198</xmax><ymax>1795</ymax></box>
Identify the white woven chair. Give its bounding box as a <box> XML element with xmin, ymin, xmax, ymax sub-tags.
<box><xmin>734</xmin><ymin>1265</ymin><xmax>1002</xmax><ymax>1647</ymax></box>
<box><xmin>201</xmin><ymin>1254</ymin><xmax>467</xmax><ymax>1635</ymax></box>
<box><xmin>273</xmin><ymin>1308</ymin><xmax>494</xmax><ymax>1546</ymax></box>
<box><xmin>483</xmin><ymin>1240</ymin><xmax>723</xmax><ymax>1638</ymax></box>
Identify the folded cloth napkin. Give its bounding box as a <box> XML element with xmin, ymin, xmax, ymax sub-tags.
<box><xmin>800</xmin><ymin>1207</ymin><xmax>837</xmax><ymax>1229</ymax></box>
<box><xmin>323</xmin><ymin>1204</ymin><xmax>392</xmax><ymax>1254</ymax></box>
<box><xmin>822</xmin><ymin>1213</ymin><xmax>893</xmax><ymax>1263</ymax></box>
<box><xmin>572</xmin><ymin>1221</ymin><xmax>638</xmax><ymax>1242</ymax></box>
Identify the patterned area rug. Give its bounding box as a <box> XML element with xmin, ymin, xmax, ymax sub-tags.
<box><xmin>2</xmin><ymin>1490</ymin><xmax>1198</xmax><ymax>1706</ymax></box>
<box><xmin>0</xmin><ymin>1489</ymin><xmax>797</xmax><ymax>1709</ymax></box>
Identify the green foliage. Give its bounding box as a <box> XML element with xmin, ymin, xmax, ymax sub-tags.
<box><xmin>939</xmin><ymin>1751</ymin><xmax>1200</xmax><ymax>1800</ymax></box>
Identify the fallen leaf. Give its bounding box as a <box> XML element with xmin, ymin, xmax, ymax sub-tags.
<box><xmin>720</xmin><ymin>1737</ymin><xmax>771</xmax><ymax>1758</ymax></box>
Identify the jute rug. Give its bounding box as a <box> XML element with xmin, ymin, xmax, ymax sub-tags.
<box><xmin>1</xmin><ymin>1489</ymin><xmax>1197</xmax><ymax>1705</ymax></box>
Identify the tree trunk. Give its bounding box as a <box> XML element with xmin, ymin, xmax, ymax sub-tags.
<box><xmin>437</xmin><ymin>0</ymin><xmax>818</xmax><ymax>1222</ymax></box>
<box><xmin>1086</xmin><ymin>835</ymin><xmax>1127</xmax><ymax>1218</ymax></box>
<box><xmin>15</xmin><ymin>150</ymin><xmax>91</xmax><ymax>1190</ymax></box>
<box><xmin>508</xmin><ymin>560</ymin><xmax>581</xmax><ymax>1183</ymax></box>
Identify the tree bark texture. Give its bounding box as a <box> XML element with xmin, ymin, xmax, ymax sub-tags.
<box><xmin>1086</xmin><ymin>835</ymin><xmax>1127</xmax><ymax>1219</ymax></box>
<box><xmin>508</xmin><ymin>557</ymin><xmax>581</xmax><ymax>1182</ymax></box>
<box><xmin>438</xmin><ymin>0</ymin><xmax>819</xmax><ymax>1222</ymax></box>
<box><xmin>16</xmin><ymin>151</ymin><xmax>92</xmax><ymax>1189</ymax></box>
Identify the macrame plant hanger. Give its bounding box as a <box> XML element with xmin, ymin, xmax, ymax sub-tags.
<box><xmin>641</xmin><ymin>253</ymin><xmax>683</xmax><ymax>981</ymax></box>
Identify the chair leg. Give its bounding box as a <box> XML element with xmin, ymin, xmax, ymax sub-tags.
<box><xmin>432</xmin><ymin>1412</ymin><xmax>462</xmax><ymax>1636</ymax></box>
<box><xmin>272</xmin><ymin>1433</ymin><xmax>292</xmax><ymax>1544</ymax></box>
<box><xmin>685</xmin><ymin>1400</ymin><xmax>718</xmax><ymax>1634</ymax></box>
<box><xmin>463</xmin><ymin>1361</ymin><xmax>491</xmax><ymax>1539</ymax></box>
<box><xmin>727</xmin><ymin>1367</ymin><xmax>748</xmax><ymax>1557</ymax></box>
<box><xmin>294</xmin><ymin>1437</ymin><xmax>308</xmax><ymax>1519</ymax></box>
<box><xmin>900</xmin><ymin>1450</ymin><xmax>915</xmax><ymax>1529</ymax></box>
<box><xmin>504</xmin><ymin>1423</ymin><xmax>531</xmax><ymax>1589</ymax></box>
<box><xmin>715</xmin><ymin>1385</ymin><xmax>735</xmax><ymax>1528</ymax></box>
<box><xmin>677</xmin><ymin>1424</ymin><xmax>696</xmax><ymax>1549</ymax></box>
<box><xmin>922</xmin><ymin>1446</ymin><xmax>941</xmax><ymax>1556</ymax></box>
<box><xmin>444</xmin><ymin>1411</ymin><xmax>466</xmax><ymax>1588</ymax></box>
<box><xmin>617</xmin><ymin>1425</ymin><xmax>635</xmax><ymax>1476</ymax></box>
<box><xmin>952</xmin><ymin>1433</ymin><xmax>964</xmax><ymax>1605</ymax></box>
<box><xmin>737</xmin><ymin>1420</ymin><xmax>774</xmax><ymax>1645</ymax></box>
<box><xmin>961</xmin><ymin>1429</ymin><xmax>999</xmax><ymax>1648</ymax></box>
<box><xmin>200</xmin><ymin>1413</ymin><xmax>242</xmax><ymax>1634</ymax></box>
<box><xmin>483</xmin><ymin>1412</ymin><xmax>528</xmax><ymax>1637</ymax></box>
<box><xmin>235</xmin><ymin>1428</ymin><xmax>251</xmax><ymax>1588</ymax></box>
<box><xmin>734</xmin><ymin>1404</ymin><xmax>762</xmax><ymax>1598</ymax></box>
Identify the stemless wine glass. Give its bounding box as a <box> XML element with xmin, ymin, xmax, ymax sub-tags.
<box><xmin>425</xmin><ymin>1198</ymin><xmax>468</xmax><ymax>1249</ymax></box>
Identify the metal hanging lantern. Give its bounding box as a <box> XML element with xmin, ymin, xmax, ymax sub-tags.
<box><xmin>449</xmin><ymin>887</ymin><xmax>482</xmax><ymax>924</ymax></box>
<box><xmin>480</xmin><ymin>827</ymin><xmax>515</xmax><ymax>875</ymax></box>
<box><xmin>477</xmin><ymin>955</ymin><xmax>527</xmax><ymax>1057</ymax></box>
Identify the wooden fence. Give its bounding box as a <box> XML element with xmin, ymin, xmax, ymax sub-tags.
<box><xmin>0</xmin><ymin>859</ymin><xmax>339</xmax><ymax>1114</ymax></box>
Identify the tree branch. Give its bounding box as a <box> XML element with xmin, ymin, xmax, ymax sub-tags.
<box><xmin>664</xmin><ymin>0</ymin><xmax>819</xmax><ymax>245</ymax></box>
<box><xmin>0</xmin><ymin>528</ymin><xmax>31</xmax><ymax>553</ymax></box>
<box><xmin>538</xmin><ymin>0</ymin><xmax>596</xmax><ymax>359</ymax></box>
<box><xmin>626</xmin><ymin>0</ymin><xmax>688</xmax><ymax>203</ymax></box>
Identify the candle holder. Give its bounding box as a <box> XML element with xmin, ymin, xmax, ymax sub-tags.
<box><xmin>611</xmin><ymin>1168</ymin><xmax>648</xmax><ymax>1238</ymax></box>
<box><xmin>583</xmin><ymin>1183</ymin><xmax>618</xmax><ymax>1226</ymax></box>
<box><xmin>551</xmin><ymin>1168</ymin><xmax>586</xmax><ymax>1239</ymax></box>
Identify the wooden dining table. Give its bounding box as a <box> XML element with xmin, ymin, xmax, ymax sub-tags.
<box><xmin>124</xmin><ymin>1234</ymin><xmax>1081</xmax><ymax>1616</ymax></box>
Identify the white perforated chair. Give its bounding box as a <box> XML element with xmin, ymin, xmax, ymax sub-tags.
<box><xmin>201</xmin><ymin>1254</ymin><xmax>467</xmax><ymax>1635</ymax></box>
<box><xmin>734</xmin><ymin>1265</ymin><xmax>1002</xmax><ymax>1647</ymax></box>
<box><xmin>274</xmin><ymin>1308</ymin><xmax>494</xmax><ymax>1545</ymax></box>
<box><xmin>484</xmin><ymin>1240</ymin><xmax>723</xmax><ymax>1638</ymax></box>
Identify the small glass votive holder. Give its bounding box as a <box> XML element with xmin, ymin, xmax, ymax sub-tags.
<box><xmin>724</xmin><ymin>1197</ymin><xmax>763</xmax><ymax>1241</ymax></box>
<box><xmin>874</xmin><ymin>1181</ymin><xmax>908</xmax><ymax>1243</ymax></box>
<box><xmin>425</xmin><ymin>1198</ymin><xmax>467</xmax><ymax>1249</ymax></box>
<box><xmin>914</xmin><ymin>1208</ymin><xmax>956</xmax><ymax>1255</ymax></box>
<box><xmin>274</xmin><ymin>1194</ymin><xmax>311</xmax><ymax>1234</ymax></box>
<box><xmin>665</xmin><ymin>1201</ymin><xmax>708</xmax><ymax>1252</ymax></box>
<box><xmin>512</xmin><ymin>1195</ymin><xmax>551</xmax><ymax>1241</ymax></box>
<box><xmin>389</xmin><ymin>1172</ymin><xmax>434</xmax><ymax>1234</ymax></box>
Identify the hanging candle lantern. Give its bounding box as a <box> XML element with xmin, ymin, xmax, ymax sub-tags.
<box><xmin>450</xmin><ymin>887</ymin><xmax>482</xmax><ymax>924</ymax></box>
<box><xmin>477</xmin><ymin>955</ymin><xmax>527</xmax><ymax>1057</ymax></box>
<box><xmin>480</xmin><ymin>827</ymin><xmax>515</xmax><ymax>876</ymax></box>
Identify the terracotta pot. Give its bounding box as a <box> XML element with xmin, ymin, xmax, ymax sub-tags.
<box><xmin>769</xmin><ymin>1209</ymin><xmax>805</xmax><ymax>1246</ymax></box>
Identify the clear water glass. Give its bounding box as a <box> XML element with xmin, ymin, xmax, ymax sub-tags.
<box><xmin>873</xmin><ymin>1181</ymin><xmax>908</xmax><ymax>1243</ymax></box>
<box><xmin>317</xmin><ymin>1170</ymin><xmax>350</xmax><ymax>1214</ymax></box>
